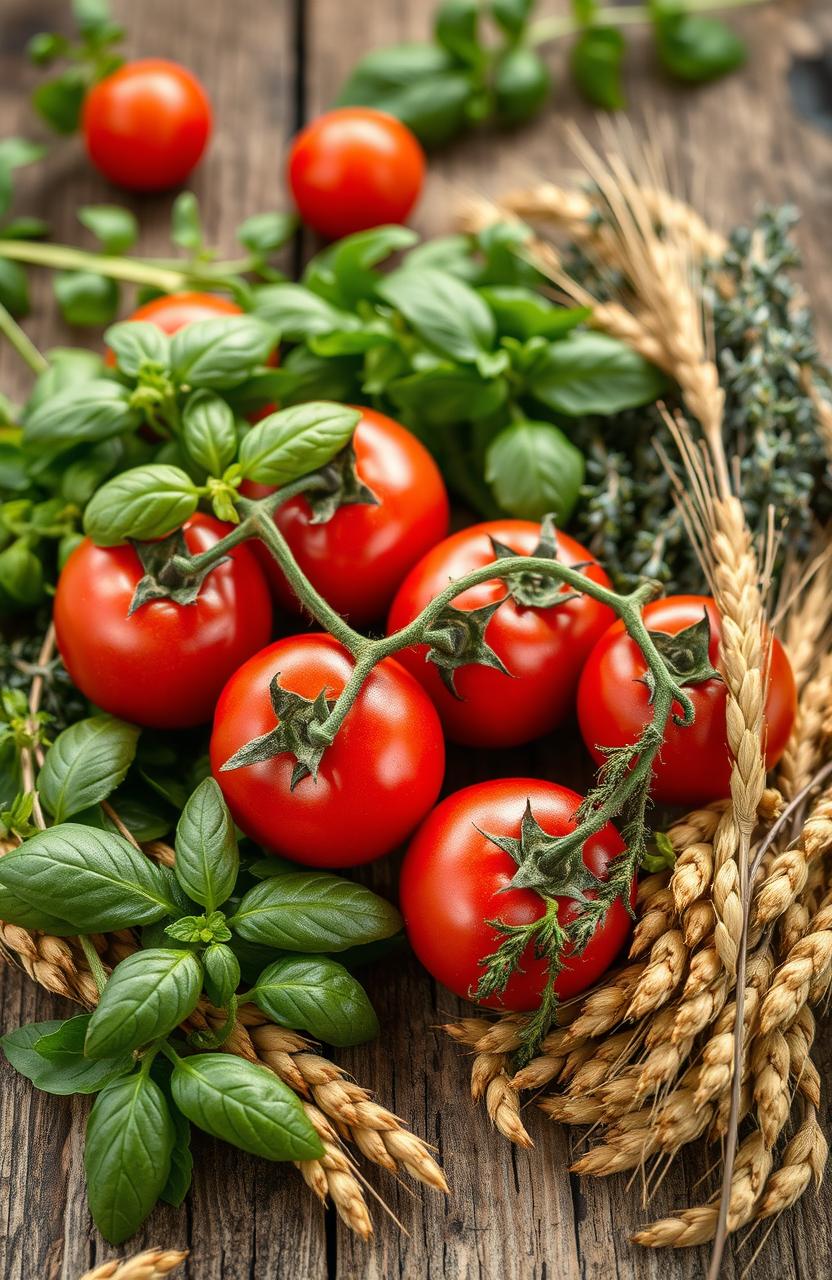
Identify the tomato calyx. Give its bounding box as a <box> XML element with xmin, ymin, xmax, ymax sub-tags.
<box><xmin>480</xmin><ymin>800</ymin><xmax>603</xmax><ymax>903</ymax></box>
<box><xmin>489</xmin><ymin>514</ymin><xmax>588</xmax><ymax>610</ymax></box>
<box><xmin>644</xmin><ymin>611</ymin><xmax>721</xmax><ymax>718</ymax></box>
<box><xmin>128</xmin><ymin>529</ymin><xmax>229</xmax><ymax>615</ymax></box>
<box><xmin>423</xmin><ymin>599</ymin><xmax>511</xmax><ymax>697</ymax></box>
<box><xmin>218</xmin><ymin>674</ymin><xmax>337</xmax><ymax>790</ymax></box>
<box><xmin>304</xmin><ymin>442</ymin><xmax>379</xmax><ymax>525</ymax></box>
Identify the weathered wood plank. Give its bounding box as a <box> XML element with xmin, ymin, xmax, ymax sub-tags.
<box><xmin>0</xmin><ymin>3</ymin><xmax>328</xmax><ymax>1278</ymax></box>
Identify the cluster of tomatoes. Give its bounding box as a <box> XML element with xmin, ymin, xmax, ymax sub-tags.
<box><xmin>80</xmin><ymin>58</ymin><xmax>424</xmax><ymax>240</ymax></box>
<box><xmin>51</xmin><ymin>292</ymin><xmax>799</xmax><ymax>1012</ymax></box>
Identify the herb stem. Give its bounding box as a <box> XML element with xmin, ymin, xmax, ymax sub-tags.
<box><xmin>79</xmin><ymin>935</ymin><xmax>108</xmax><ymax>996</ymax></box>
<box><xmin>528</xmin><ymin>0</ymin><xmax>766</xmax><ymax>44</ymax></box>
<box><xmin>0</xmin><ymin>240</ymin><xmax>187</xmax><ymax>292</ymax></box>
<box><xmin>0</xmin><ymin>301</ymin><xmax>49</xmax><ymax>376</ymax></box>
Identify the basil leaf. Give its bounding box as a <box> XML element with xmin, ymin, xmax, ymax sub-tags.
<box><xmin>494</xmin><ymin>47</ymin><xmax>551</xmax><ymax>125</ymax></box>
<box><xmin>238</xmin><ymin>402</ymin><xmax>360</xmax><ymax>485</ymax></box>
<box><xmin>337</xmin><ymin>44</ymin><xmax>473</xmax><ymax>147</ymax></box>
<box><xmin>571</xmin><ymin>26</ymin><xmax>626</xmax><ymax>109</ymax></box>
<box><xmin>327</xmin><ymin>225</ymin><xmax>419</xmax><ymax>307</ymax></box>
<box><xmin>84</xmin><ymin>464</ymin><xmax>200</xmax><ymax>545</ymax></box>
<box><xmin>39</xmin><ymin>715</ymin><xmax>140</xmax><ymax>823</ymax></box>
<box><xmin>23</xmin><ymin>348</ymin><xmax>104</xmax><ymax>417</ymax></box>
<box><xmin>379</xmin><ymin>268</ymin><xmax>497</xmax><ymax>371</ymax></box>
<box><xmin>485</xmin><ymin>420</ymin><xmax>585</xmax><ymax>523</ymax></box>
<box><xmin>86</xmin><ymin>949</ymin><xmax>203</xmax><ymax>1059</ymax></box>
<box><xmin>171</xmin><ymin>192</ymin><xmax>203</xmax><ymax>252</ymax></box>
<box><xmin>253</xmin><ymin>955</ymin><xmax>379</xmax><ymax>1047</ymax></box>
<box><xmin>152</xmin><ymin>1062</ymin><xmax>193</xmax><ymax>1207</ymax></box>
<box><xmin>0</xmin><ymin>260</ymin><xmax>29</xmax><ymax>317</ymax></box>
<box><xmin>490</xmin><ymin>0</ymin><xmax>534</xmax><ymax>38</ymax></box>
<box><xmin>24</xmin><ymin>380</ymin><xmax>140</xmax><ymax>454</ymax></box>
<box><xmin>2</xmin><ymin>1019</ymin><xmax>131</xmax><ymax>1095</ymax></box>
<box><xmin>435</xmin><ymin>0</ymin><xmax>481</xmax><ymax>65</ymax></box>
<box><xmin>33</xmin><ymin>72</ymin><xmax>86</xmax><ymax>135</ymax></box>
<box><xmin>54</xmin><ymin>271</ymin><xmax>119</xmax><ymax>327</ymax></box>
<box><xmin>261</xmin><ymin>346</ymin><xmax>361</xmax><ymax>407</ymax></box>
<box><xmin>527</xmin><ymin>332</ymin><xmax>667</xmax><ymax>415</ymax></box>
<box><xmin>171</xmin><ymin>1053</ymin><xmax>323</xmax><ymax>1161</ymax></box>
<box><xmin>228</xmin><ymin>872</ymin><xmax>403</xmax><ymax>952</ymax></box>
<box><xmin>388</xmin><ymin>366</ymin><xmax>508</xmax><ymax>427</ymax></box>
<box><xmin>105</xmin><ymin>788</ymin><xmax>174</xmax><ymax>842</ymax></box>
<box><xmin>78</xmin><ymin>204</ymin><xmax>138</xmax><ymax>255</ymax></box>
<box><xmin>182</xmin><ymin>389</ymin><xmax>238</xmax><ymax>477</ymax></box>
<box><xmin>654</xmin><ymin>12</ymin><xmax>746</xmax><ymax>83</ymax></box>
<box><xmin>170</xmin><ymin>316</ymin><xmax>276</xmax><ymax>389</ymax></box>
<box><xmin>203</xmin><ymin>942</ymin><xmax>241</xmax><ymax>1008</ymax></box>
<box><xmin>252</xmin><ymin>283</ymin><xmax>358</xmax><ymax>339</ymax></box>
<box><xmin>237</xmin><ymin>210</ymin><xmax>297</xmax><ymax>255</ymax></box>
<box><xmin>0</xmin><ymin>884</ymin><xmax>75</xmax><ymax>934</ymax></box>
<box><xmin>480</xmin><ymin>288</ymin><xmax>591</xmax><ymax>341</ymax></box>
<box><xmin>0</xmin><ymin>541</ymin><xmax>45</xmax><ymax>613</ymax></box>
<box><xmin>174</xmin><ymin>777</ymin><xmax>239</xmax><ymax>912</ymax></box>
<box><xmin>85</xmin><ymin>1073</ymin><xmax>175</xmax><ymax>1244</ymax></box>
<box><xmin>104</xmin><ymin>320</ymin><xmax>171</xmax><ymax>376</ymax></box>
<box><xmin>0</xmin><ymin>824</ymin><xmax>178</xmax><ymax>932</ymax></box>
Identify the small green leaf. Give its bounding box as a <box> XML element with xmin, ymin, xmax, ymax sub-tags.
<box><xmin>379</xmin><ymin>267</ymin><xmax>497</xmax><ymax>368</ymax></box>
<box><xmin>85</xmin><ymin>1073</ymin><xmax>175</xmax><ymax>1244</ymax></box>
<box><xmin>84</xmin><ymin>464</ymin><xmax>200</xmax><ymax>545</ymax></box>
<box><xmin>253</xmin><ymin>955</ymin><xmax>379</xmax><ymax>1047</ymax></box>
<box><xmin>54</xmin><ymin>271</ymin><xmax>119</xmax><ymax>326</ymax></box>
<box><xmin>182</xmin><ymin>389</ymin><xmax>238</xmax><ymax>477</ymax></box>
<box><xmin>480</xmin><ymin>288</ymin><xmax>590</xmax><ymax>341</ymax></box>
<box><xmin>490</xmin><ymin>0</ymin><xmax>534</xmax><ymax>38</ymax></box>
<box><xmin>494</xmin><ymin>47</ymin><xmax>551</xmax><ymax>125</ymax></box>
<box><xmin>174</xmin><ymin>777</ymin><xmax>239</xmax><ymax>911</ymax></box>
<box><xmin>23</xmin><ymin>348</ymin><xmax>105</xmax><ymax>417</ymax></box>
<box><xmin>237</xmin><ymin>211</ymin><xmax>297</xmax><ymax>255</ymax></box>
<box><xmin>252</xmin><ymin>283</ymin><xmax>358</xmax><ymax>340</ymax></box>
<box><xmin>24</xmin><ymin>380</ymin><xmax>140</xmax><ymax>455</ymax></box>
<box><xmin>0</xmin><ymin>824</ymin><xmax>178</xmax><ymax>933</ymax></box>
<box><xmin>324</xmin><ymin>224</ymin><xmax>419</xmax><ymax>307</ymax></box>
<box><xmin>32</xmin><ymin>71</ymin><xmax>86</xmax><ymax>134</ymax></box>
<box><xmin>171</xmin><ymin>191</ymin><xmax>204</xmax><ymax>252</ymax></box>
<box><xmin>228</xmin><ymin>872</ymin><xmax>403</xmax><ymax>952</ymax></box>
<box><xmin>85</xmin><ymin>949</ymin><xmax>203</xmax><ymax>1059</ymax></box>
<box><xmin>170</xmin><ymin>316</ymin><xmax>276</xmax><ymax>389</ymax></box>
<box><xmin>2</xmin><ymin>1019</ymin><xmax>131</xmax><ymax>1095</ymax></box>
<box><xmin>388</xmin><ymin>365</ymin><xmax>508</xmax><ymax>426</ymax></box>
<box><xmin>654</xmin><ymin>11</ymin><xmax>746</xmax><ymax>83</ymax></box>
<box><xmin>336</xmin><ymin>44</ymin><xmax>474</xmax><ymax>147</ymax></box>
<box><xmin>486</xmin><ymin>420</ymin><xmax>585</xmax><ymax>523</ymax></box>
<box><xmin>171</xmin><ymin>1053</ymin><xmax>323</xmax><ymax>1160</ymax></box>
<box><xmin>78</xmin><ymin>204</ymin><xmax>138</xmax><ymax>254</ymax></box>
<box><xmin>238</xmin><ymin>402</ymin><xmax>360</xmax><ymax>486</ymax></box>
<box><xmin>203</xmin><ymin>942</ymin><xmax>241</xmax><ymax>1008</ymax></box>
<box><xmin>152</xmin><ymin>1063</ymin><xmax>192</xmax><ymax>1207</ymax></box>
<box><xmin>435</xmin><ymin>0</ymin><xmax>481</xmax><ymax>65</ymax></box>
<box><xmin>527</xmin><ymin>332</ymin><xmax>666</xmax><ymax>415</ymax></box>
<box><xmin>39</xmin><ymin>715</ymin><xmax>140</xmax><ymax>823</ymax></box>
<box><xmin>104</xmin><ymin>320</ymin><xmax>171</xmax><ymax>376</ymax></box>
<box><xmin>571</xmin><ymin>26</ymin><xmax>626</xmax><ymax>109</ymax></box>
<box><xmin>0</xmin><ymin>261</ymin><xmax>30</xmax><ymax>317</ymax></box>
<box><xmin>165</xmin><ymin>910</ymin><xmax>231</xmax><ymax>943</ymax></box>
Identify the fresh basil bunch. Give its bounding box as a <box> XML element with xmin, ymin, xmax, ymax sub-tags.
<box><xmin>337</xmin><ymin>0</ymin><xmax>751</xmax><ymax>146</ymax></box>
<box><xmin>0</xmin><ymin>714</ymin><xmax>403</xmax><ymax>1243</ymax></box>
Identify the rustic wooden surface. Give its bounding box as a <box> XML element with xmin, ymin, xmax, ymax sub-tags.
<box><xmin>1</xmin><ymin>2</ymin><xmax>832</xmax><ymax>1277</ymax></box>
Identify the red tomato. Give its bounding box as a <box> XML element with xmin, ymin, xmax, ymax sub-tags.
<box><xmin>210</xmin><ymin>633</ymin><xmax>445</xmax><ymax>866</ymax></box>
<box><xmin>387</xmin><ymin>521</ymin><xmax>615</xmax><ymax>748</ymax></box>
<box><xmin>244</xmin><ymin>408</ymin><xmax>449</xmax><ymax>627</ymax></box>
<box><xmin>400</xmin><ymin>778</ymin><xmax>634</xmax><ymax>1010</ymax></box>
<box><xmin>287</xmin><ymin>108</ymin><xmax>425</xmax><ymax>239</ymax></box>
<box><xmin>577</xmin><ymin>594</ymin><xmax>797</xmax><ymax>806</ymax></box>
<box><xmin>82</xmin><ymin>59</ymin><xmax>212</xmax><ymax>191</ymax></box>
<box><xmin>54</xmin><ymin>515</ymin><xmax>272</xmax><ymax>729</ymax></box>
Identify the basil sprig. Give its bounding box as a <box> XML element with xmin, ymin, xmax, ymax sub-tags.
<box><xmin>1</xmin><ymin>767</ymin><xmax>401</xmax><ymax>1243</ymax></box>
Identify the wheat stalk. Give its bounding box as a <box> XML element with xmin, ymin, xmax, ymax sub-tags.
<box><xmin>77</xmin><ymin>1250</ymin><xmax>188</xmax><ymax>1280</ymax></box>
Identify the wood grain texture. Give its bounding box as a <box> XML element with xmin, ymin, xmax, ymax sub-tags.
<box><xmin>2</xmin><ymin>0</ymin><xmax>832</xmax><ymax>1277</ymax></box>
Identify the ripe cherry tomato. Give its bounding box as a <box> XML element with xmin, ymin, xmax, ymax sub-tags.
<box><xmin>400</xmin><ymin>778</ymin><xmax>634</xmax><ymax>1010</ymax></box>
<box><xmin>210</xmin><ymin>633</ymin><xmax>445</xmax><ymax>867</ymax></box>
<box><xmin>287</xmin><ymin>108</ymin><xmax>425</xmax><ymax>239</ymax></box>
<box><xmin>54</xmin><ymin>515</ymin><xmax>272</xmax><ymax>729</ymax></box>
<box><xmin>82</xmin><ymin>59</ymin><xmax>212</xmax><ymax>191</ymax></box>
<box><xmin>387</xmin><ymin>521</ymin><xmax>615</xmax><ymax>748</ymax></box>
<box><xmin>577</xmin><ymin>595</ymin><xmax>797</xmax><ymax>807</ymax></box>
<box><xmin>244</xmin><ymin>408</ymin><xmax>449</xmax><ymax>628</ymax></box>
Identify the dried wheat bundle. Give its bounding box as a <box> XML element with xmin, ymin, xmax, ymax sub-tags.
<box><xmin>451</xmin><ymin>134</ymin><xmax>832</xmax><ymax>1272</ymax></box>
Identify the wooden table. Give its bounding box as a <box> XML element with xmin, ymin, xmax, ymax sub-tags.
<box><xmin>2</xmin><ymin>2</ymin><xmax>832</xmax><ymax>1276</ymax></box>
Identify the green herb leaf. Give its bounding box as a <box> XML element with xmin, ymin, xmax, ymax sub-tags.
<box><xmin>252</xmin><ymin>283</ymin><xmax>358</xmax><ymax>339</ymax></box>
<box><xmin>480</xmin><ymin>288</ymin><xmax>591</xmax><ymax>341</ymax></box>
<box><xmin>39</xmin><ymin>714</ymin><xmax>140</xmax><ymax>823</ymax></box>
<box><xmin>2</xmin><ymin>1019</ymin><xmax>132</xmax><ymax>1095</ymax></box>
<box><xmin>527</xmin><ymin>332</ymin><xmax>666</xmax><ymax>415</ymax></box>
<box><xmin>104</xmin><ymin>320</ymin><xmax>171</xmax><ymax>376</ymax></box>
<box><xmin>0</xmin><ymin>261</ymin><xmax>30</xmax><ymax>317</ymax></box>
<box><xmin>387</xmin><ymin>365</ymin><xmax>509</xmax><ymax>427</ymax></box>
<box><xmin>78</xmin><ymin>204</ymin><xmax>138</xmax><ymax>254</ymax></box>
<box><xmin>171</xmin><ymin>191</ymin><xmax>203</xmax><ymax>252</ymax></box>
<box><xmin>170</xmin><ymin>1053</ymin><xmax>323</xmax><ymax>1160</ymax></box>
<box><xmin>494</xmin><ymin>47</ymin><xmax>551</xmax><ymax>125</ymax></box>
<box><xmin>85</xmin><ymin>1073</ymin><xmax>175</xmax><ymax>1244</ymax></box>
<box><xmin>485</xmin><ymin>420</ymin><xmax>585</xmax><ymax>523</ymax></box>
<box><xmin>85</xmin><ymin>949</ymin><xmax>203</xmax><ymax>1060</ymax></box>
<box><xmin>203</xmin><ymin>942</ymin><xmax>241</xmax><ymax>1008</ymax></box>
<box><xmin>165</xmin><ymin>910</ymin><xmax>232</xmax><ymax>943</ymax></box>
<box><xmin>237</xmin><ymin>211</ymin><xmax>297</xmax><ymax>255</ymax></box>
<box><xmin>228</xmin><ymin>871</ymin><xmax>403</xmax><ymax>952</ymax></box>
<box><xmin>83</xmin><ymin>464</ymin><xmax>200</xmax><ymax>545</ymax></box>
<box><xmin>54</xmin><ymin>271</ymin><xmax>119</xmax><ymax>327</ymax></box>
<box><xmin>32</xmin><ymin>71</ymin><xmax>86</xmax><ymax>134</ymax></box>
<box><xmin>24</xmin><ymin>380</ymin><xmax>140</xmax><ymax>455</ymax></box>
<box><xmin>324</xmin><ymin>225</ymin><xmax>419</xmax><ymax>307</ymax></box>
<box><xmin>653</xmin><ymin>11</ymin><xmax>746</xmax><ymax>83</ymax></box>
<box><xmin>174</xmin><ymin>777</ymin><xmax>239</xmax><ymax>913</ymax></box>
<box><xmin>379</xmin><ymin>267</ymin><xmax>497</xmax><ymax>370</ymax></box>
<box><xmin>0</xmin><ymin>824</ymin><xmax>178</xmax><ymax>932</ymax></box>
<box><xmin>170</xmin><ymin>316</ymin><xmax>277</xmax><ymax>389</ymax></box>
<box><xmin>435</xmin><ymin>0</ymin><xmax>481</xmax><ymax>64</ymax></box>
<box><xmin>571</xmin><ymin>26</ymin><xmax>626</xmax><ymax>109</ymax></box>
<box><xmin>490</xmin><ymin>0</ymin><xmax>534</xmax><ymax>38</ymax></box>
<box><xmin>253</xmin><ymin>955</ymin><xmax>379</xmax><ymax>1047</ymax></box>
<box><xmin>154</xmin><ymin>1064</ymin><xmax>193</xmax><ymax>1207</ymax></box>
<box><xmin>337</xmin><ymin>44</ymin><xmax>474</xmax><ymax>147</ymax></box>
<box><xmin>182</xmin><ymin>389</ymin><xmax>238</xmax><ymax>477</ymax></box>
<box><xmin>24</xmin><ymin>348</ymin><xmax>104</xmax><ymax>416</ymax></box>
<box><xmin>238</xmin><ymin>401</ymin><xmax>360</xmax><ymax>485</ymax></box>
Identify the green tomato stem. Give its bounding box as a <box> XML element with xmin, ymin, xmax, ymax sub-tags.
<box><xmin>0</xmin><ymin>301</ymin><xmax>49</xmax><ymax>376</ymax></box>
<box><xmin>79</xmin><ymin>934</ymin><xmax>108</xmax><ymax>996</ymax></box>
